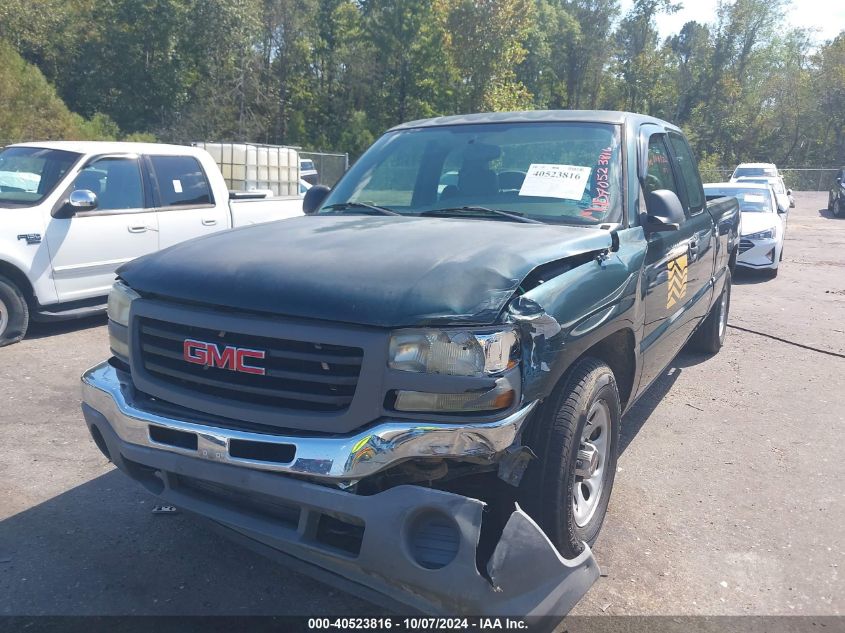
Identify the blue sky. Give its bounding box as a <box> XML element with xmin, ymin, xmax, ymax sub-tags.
<box><xmin>618</xmin><ymin>0</ymin><xmax>845</xmax><ymax>44</ymax></box>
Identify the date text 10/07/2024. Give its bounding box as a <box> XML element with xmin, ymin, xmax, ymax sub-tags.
<box><xmin>307</xmin><ymin>617</ymin><xmax>529</xmax><ymax>630</ymax></box>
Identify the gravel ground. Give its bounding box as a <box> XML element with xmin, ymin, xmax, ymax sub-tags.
<box><xmin>1</xmin><ymin>192</ymin><xmax>843</xmax><ymax>617</ymax></box>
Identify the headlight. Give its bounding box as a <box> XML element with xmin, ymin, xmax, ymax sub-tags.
<box><xmin>108</xmin><ymin>281</ymin><xmax>139</xmax><ymax>361</ymax></box>
<box><xmin>107</xmin><ymin>281</ymin><xmax>140</xmax><ymax>327</ymax></box>
<box><xmin>744</xmin><ymin>228</ymin><xmax>775</xmax><ymax>240</ymax></box>
<box><xmin>388</xmin><ymin>328</ymin><xmax>519</xmax><ymax>376</ymax></box>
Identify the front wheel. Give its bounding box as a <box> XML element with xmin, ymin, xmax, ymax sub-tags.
<box><xmin>518</xmin><ymin>357</ymin><xmax>621</xmax><ymax>558</ymax></box>
<box><xmin>0</xmin><ymin>275</ymin><xmax>29</xmax><ymax>347</ymax></box>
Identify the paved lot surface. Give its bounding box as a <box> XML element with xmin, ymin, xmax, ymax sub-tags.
<box><xmin>1</xmin><ymin>192</ymin><xmax>843</xmax><ymax>616</ymax></box>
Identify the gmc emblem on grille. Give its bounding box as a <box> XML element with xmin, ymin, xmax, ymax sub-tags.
<box><xmin>183</xmin><ymin>339</ymin><xmax>266</xmax><ymax>376</ymax></box>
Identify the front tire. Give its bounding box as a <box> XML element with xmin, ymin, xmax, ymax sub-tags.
<box><xmin>519</xmin><ymin>357</ymin><xmax>621</xmax><ymax>558</ymax></box>
<box><xmin>691</xmin><ymin>268</ymin><xmax>731</xmax><ymax>354</ymax></box>
<box><xmin>0</xmin><ymin>275</ymin><xmax>29</xmax><ymax>347</ymax></box>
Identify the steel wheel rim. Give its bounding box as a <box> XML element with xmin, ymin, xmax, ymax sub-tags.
<box><xmin>572</xmin><ymin>399</ymin><xmax>610</xmax><ymax>527</ymax></box>
<box><xmin>0</xmin><ymin>297</ymin><xmax>8</xmax><ymax>337</ymax></box>
<box><xmin>718</xmin><ymin>286</ymin><xmax>728</xmax><ymax>340</ymax></box>
<box><xmin>0</xmin><ymin>299</ymin><xmax>9</xmax><ymax>336</ymax></box>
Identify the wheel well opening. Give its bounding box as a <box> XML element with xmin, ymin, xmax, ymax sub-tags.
<box><xmin>0</xmin><ymin>261</ymin><xmax>36</xmax><ymax>307</ymax></box>
<box><xmin>728</xmin><ymin>247</ymin><xmax>738</xmax><ymax>273</ymax></box>
<box><xmin>579</xmin><ymin>329</ymin><xmax>636</xmax><ymax>410</ymax></box>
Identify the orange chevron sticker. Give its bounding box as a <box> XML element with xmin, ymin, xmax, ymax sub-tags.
<box><xmin>666</xmin><ymin>254</ymin><xmax>688</xmax><ymax>309</ymax></box>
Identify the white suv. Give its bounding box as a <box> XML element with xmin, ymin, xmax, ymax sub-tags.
<box><xmin>730</xmin><ymin>162</ymin><xmax>779</xmax><ymax>180</ymax></box>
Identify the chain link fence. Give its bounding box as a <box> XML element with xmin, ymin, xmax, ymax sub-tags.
<box><xmin>299</xmin><ymin>151</ymin><xmax>349</xmax><ymax>187</ymax></box>
<box><xmin>779</xmin><ymin>169</ymin><xmax>839</xmax><ymax>192</ymax></box>
<box><xmin>701</xmin><ymin>167</ymin><xmax>839</xmax><ymax>191</ymax></box>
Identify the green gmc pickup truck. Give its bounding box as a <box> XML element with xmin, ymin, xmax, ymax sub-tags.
<box><xmin>81</xmin><ymin>111</ymin><xmax>740</xmax><ymax>617</ymax></box>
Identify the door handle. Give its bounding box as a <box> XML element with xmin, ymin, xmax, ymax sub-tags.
<box><xmin>201</xmin><ymin>218</ymin><xmax>218</xmax><ymax>226</ymax></box>
<box><xmin>127</xmin><ymin>225</ymin><xmax>148</xmax><ymax>233</ymax></box>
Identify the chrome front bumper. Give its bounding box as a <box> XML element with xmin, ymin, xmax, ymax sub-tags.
<box><xmin>80</xmin><ymin>361</ymin><xmax>599</xmax><ymax>618</ymax></box>
<box><xmin>81</xmin><ymin>361</ymin><xmax>538</xmax><ymax>481</ymax></box>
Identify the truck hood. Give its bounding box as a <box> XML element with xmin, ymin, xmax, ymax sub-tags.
<box><xmin>118</xmin><ymin>215</ymin><xmax>612</xmax><ymax>328</ymax></box>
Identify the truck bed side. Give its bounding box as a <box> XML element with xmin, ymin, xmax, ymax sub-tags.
<box><xmin>229</xmin><ymin>196</ymin><xmax>304</xmax><ymax>226</ymax></box>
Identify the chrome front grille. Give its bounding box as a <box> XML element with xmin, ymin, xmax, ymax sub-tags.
<box><xmin>136</xmin><ymin>317</ymin><xmax>362</xmax><ymax>413</ymax></box>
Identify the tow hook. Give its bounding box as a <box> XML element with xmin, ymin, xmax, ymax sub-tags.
<box><xmin>575</xmin><ymin>443</ymin><xmax>599</xmax><ymax>478</ymax></box>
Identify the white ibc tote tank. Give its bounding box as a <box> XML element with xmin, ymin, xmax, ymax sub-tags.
<box><xmin>193</xmin><ymin>142</ymin><xmax>300</xmax><ymax>196</ymax></box>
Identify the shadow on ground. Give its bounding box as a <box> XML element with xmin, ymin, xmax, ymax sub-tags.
<box><xmin>25</xmin><ymin>314</ymin><xmax>107</xmax><ymax>341</ymax></box>
<box><xmin>0</xmin><ymin>469</ymin><xmax>369</xmax><ymax>616</ymax></box>
<box><xmin>731</xmin><ymin>267</ymin><xmax>775</xmax><ymax>285</ymax></box>
<box><xmin>818</xmin><ymin>207</ymin><xmax>843</xmax><ymax>220</ymax></box>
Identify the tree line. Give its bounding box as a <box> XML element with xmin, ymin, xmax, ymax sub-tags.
<box><xmin>1</xmin><ymin>0</ymin><xmax>843</xmax><ymax>170</ymax></box>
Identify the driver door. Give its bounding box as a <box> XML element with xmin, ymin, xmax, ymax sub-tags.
<box><xmin>45</xmin><ymin>155</ymin><xmax>159</xmax><ymax>302</ymax></box>
<box><xmin>639</xmin><ymin>133</ymin><xmax>714</xmax><ymax>389</ymax></box>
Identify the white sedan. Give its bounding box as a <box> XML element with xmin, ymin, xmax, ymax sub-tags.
<box><xmin>734</xmin><ymin>175</ymin><xmax>793</xmax><ymax>213</ymax></box>
<box><xmin>704</xmin><ymin>182</ymin><xmax>787</xmax><ymax>278</ymax></box>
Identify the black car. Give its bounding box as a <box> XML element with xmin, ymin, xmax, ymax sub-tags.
<box><xmin>828</xmin><ymin>166</ymin><xmax>845</xmax><ymax>217</ymax></box>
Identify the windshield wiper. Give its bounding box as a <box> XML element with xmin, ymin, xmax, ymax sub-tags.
<box><xmin>323</xmin><ymin>202</ymin><xmax>401</xmax><ymax>216</ymax></box>
<box><xmin>420</xmin><ymin>206</ymin><xmax>542</xmax><ymax>224</ymax></box>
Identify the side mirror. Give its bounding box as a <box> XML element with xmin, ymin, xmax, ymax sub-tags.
<box><xmin>70</xmin><ymin>189</ymin><xmax>98</xmax><ymax>210</ymax></box>
<box><xmin>54</xmin><ymin>189</ymin><xmax>98</xmax><ymax>218</ymax></box>
<box><xmin>786</xmin><ymin>188</ymin><xmax>793</xmax><ymax>196</ymax></box>
<box><xmin>302</xmin><ymin>184</ymin><xmax>330</xmax><ymax>215</ymax></box>
<box><xmin>836</xmin><ymin>176</ymin><xmax>842</xmax><ymax>184</ymax></box>
<box><xmin>643</xmin><ymin>189</ymin><xmax>685</xmax><ymax>232</ymax></box>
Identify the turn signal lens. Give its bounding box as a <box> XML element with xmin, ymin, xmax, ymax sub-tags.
<box><xmin>392</xmin><ymin>379</ymin><xmax>516</xmax><ymax>413</ymax></box>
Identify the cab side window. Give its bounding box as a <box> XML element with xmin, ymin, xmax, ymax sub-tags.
<box><xmin>645</xmin><ymin>136</ymin><xmax>679</xmax><ymax>196</ymax></box>
<box><xmin>150</xmin><ymin>155</ymin><xmax>213</xmax><ymax>207</ymax></box>
<box><xmin>668</xmin><ymin>132</ymin><xmax>705</xmax><ymax>214</ymax></box>
<box><xmin>73</xmin><ymin>157</ymin><xmax>144</xmax><ymax>211</ymax></box>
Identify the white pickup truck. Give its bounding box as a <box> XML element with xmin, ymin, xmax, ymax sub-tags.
<box><xmin>0</xmin><ymin>141</ymin><xmax>303</xmax><ymax>346</ymax></box>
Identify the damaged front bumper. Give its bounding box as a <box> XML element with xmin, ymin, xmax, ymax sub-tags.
<box><xmin>81</xmin><ymin>362</ymin><xmax>538</xmax><ymax>481</ymax></box>
<box><xmin>81</xmin><ymin>361</ymin><xmax>599</xmax><ymax>617</ymax></box>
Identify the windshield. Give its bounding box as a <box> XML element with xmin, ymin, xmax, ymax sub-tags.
<box><xmin>737</xmin><ymin>177</ymin><xmax>784</xmax><ymax>194</ymax></box>
<box><xmin>733</xmin><ymin>166</ymin><xmax>777</xmax><ymax>178</ymax></box>
<box><xmin>705</xmin><ymin>187</ymin><xmax>774</xmax><ymax>212</ymax></box>
<box><xmin>0</xmin><ymin>147</ymin><xmax>80</xmax><ymax>207</ymax></box>
<box><xmin>320</xmin><ymin>122</ymin><xmax>623</xmax><ymax>225</ymax></box>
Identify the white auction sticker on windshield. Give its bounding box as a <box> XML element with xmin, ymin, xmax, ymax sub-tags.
<box><xmin>519</xmin><ymin>164</ymin><xmax>592</xmax><ymax>200</ymax></box>
<box><xmin>743</xmin><ymin>194</ymin><xmax>764</xmax><ymax>202</ymax></box>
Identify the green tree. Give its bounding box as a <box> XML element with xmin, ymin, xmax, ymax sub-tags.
<box><xmin>613</xmin><ymin>0</ymin><xmax>680</xmax><ymax>113</ymax></box>
<box><xmin>517</xmin><ymin>0</ymin><xmax>580</xmax><ymax>108</ymax></box>
<box><xmin>561</xmin><ymin>0</ymin><xmax>618</xmax><ymax>108</ymax></box>
<box><xmin>0</xmin><ymin>41</ymin><xmax>119</xmax><ymax>142</ymax></box>
<box><xmin>439</xmin><ymin>0</ymin><xmax>534</xmax><ymax>112</ymax></box>
<box><xmin>362</xmin><ymin>0</ymin><xmax>451</xmax><ymax>127</ymax></box>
